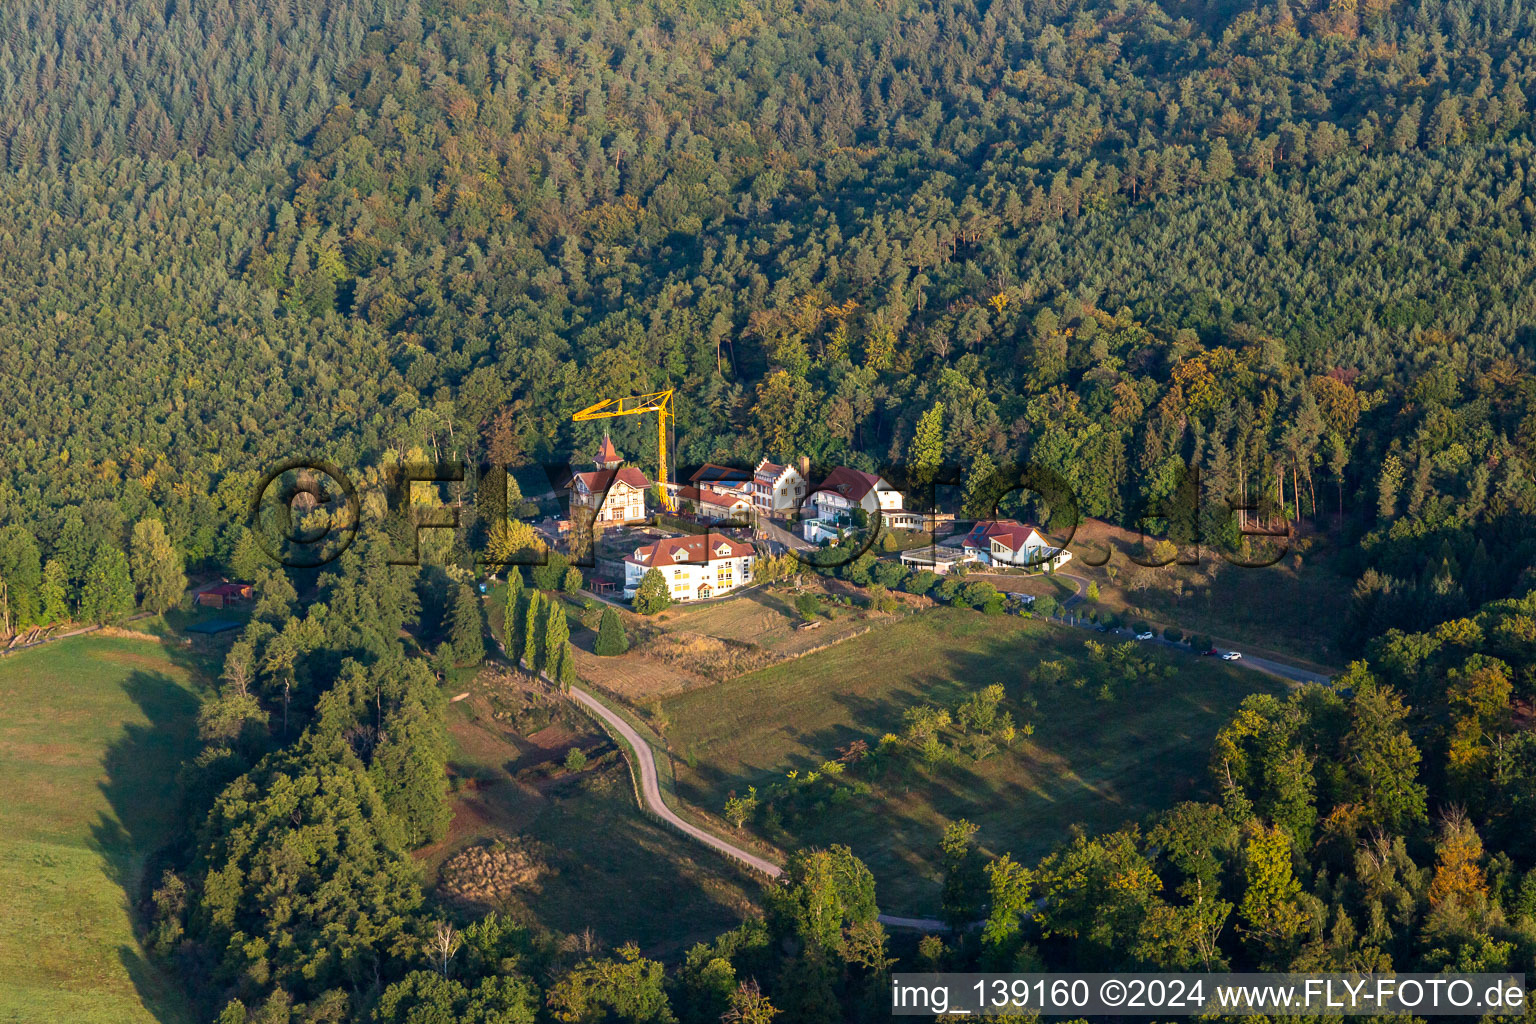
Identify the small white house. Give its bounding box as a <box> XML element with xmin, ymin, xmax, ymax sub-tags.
<box><xmin>680</xmin><ymin>485</ymin><xmax>755</xmax><ymax>522</ymax></box>
<box><xmin>958</xmin><ymin>520</ymin><xmax>1072</xmax><ymax>570</ymax></box>
<box><xmin>624</xmin><ymin>534</ymin><xmax>756</xmax><ymax>602</ymax></box>
<box><xmin>898</xmin><ymin>543</ymin><xmax>973</xmax><ymax>575</ymax></box>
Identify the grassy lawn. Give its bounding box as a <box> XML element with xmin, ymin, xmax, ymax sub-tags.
<box><xmin>661</xmin><ymin>608</ymin><xmax>1283</xmax><ymax>915</ymax></box>
<box><xmin>0</xmin><ymin>636</ymin><xmax>206</xmax><ymax>1024</ymax></box>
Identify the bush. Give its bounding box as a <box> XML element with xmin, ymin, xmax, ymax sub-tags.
<box><xmin>1163</xmin><ymin>626</ymin><xmax>1183</xmax><ymax>643</ymax></box>
<box><xmin>842</xmin><ymin>552</ymin><xmax>877</xmax><ymax>586</ymax></box>
<box><xmin>1132</xmin><ymin>620</ymin><xmax>1151</xmax><ymax>634</ymax></box>
<box><xmin>794</xmin><ymin>593</ymin><xmax>824</xmax><ymax>619</ymax></box>
<box><xmin>564</xmin><ymin>747</ymin><xmax>587</xmax><ymax>772</ymax></box>
<box><xmin>960</xmin><ymin>581</ymin><xmax>999</xmax><ymax>609</ymax></box>
<box><xmin>531</xmin><ymin>551</ymin><xmax>571</xmax><ymax>591</ymax></box>
<box><xmin>905</xmin><ymin>570</ymin><xmax>940</xmax><ymax>595</ymax></box>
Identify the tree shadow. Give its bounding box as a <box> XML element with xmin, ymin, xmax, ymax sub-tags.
<box><xmin>90</xmin><ymin>666</ymin><xmax>203</xmax><ymax>1024</ymax></box>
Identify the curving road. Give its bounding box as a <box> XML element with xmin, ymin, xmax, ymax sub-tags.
<box><xmin>503</xmin><ymin>589</ymin><xmax>1328</xmax><ymax>932</ymax></box>
<box><xmin>564</xmin><ymin>683</ymin><xmax>785</xmax><ymax>879</ymax></box>
<box><xmin>570</xmin><ymin>683</ymin><xmax>962</xmax><ymax>929</ymax></box>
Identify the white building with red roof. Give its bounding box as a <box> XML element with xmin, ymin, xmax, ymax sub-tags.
<box><xmin>801</xmin><ymin>466</ymin><xmax>910</xmax><ymax>541</ymax></box>
<box><xmin>623</xmin><ymin>533</ymin><xmax>757</xmax><ymax>602</ymax></box>
<box><xmin>676</xmin><ymin>484</ymin><xmax>755</xmax><ymax>521</ymax></box>
<box><xmin>568</xmin><ymin>433</ymin><xmax>651</xmax><ymax>525</ymax></box>
<box><xmin>959</xmin><ymin>519</ymin><xmax>1071</xmax><ymax>569</ymax></box>
<box><xmin>751</xmin><ymin>457</ymin><xmax>808</xmax><ymax>513</ymax></box>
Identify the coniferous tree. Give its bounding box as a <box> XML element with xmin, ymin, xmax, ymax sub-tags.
<box><xmin>448</xmin><ymin>584</ymin><xmax>485</xmax><ymax>667</ymax></box>
<box><xmin>542</xmin><ymin>602</ymin><xmax>571</xmax><ymax>681</ymax></box>
<box><xmin>503</xmin><ymin>569</ymin><xmax>525</xmax><ymax>654</ymax></box>
<box><xmin>522</xmin><ymin>589</ymin><xmax>543</xmax><ymax>672</ymax></box>
<box><xmin>595</xmin><ymin>606</ymin><xmax>629</xmax><ymax>656</ymax></box>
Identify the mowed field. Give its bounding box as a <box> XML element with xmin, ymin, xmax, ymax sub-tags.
<box><xmin>663</xmin><ymin>608</ymin><xmax>1284</xmax><ymax>913</ymax></box>
<box><xmin>0</xmin><ymin>636</ymin><xmax>203</xmax><ymax>1024</ymax></box>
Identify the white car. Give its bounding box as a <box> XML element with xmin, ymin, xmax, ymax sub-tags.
<box><xmin>1222</xmin><ymin>651</ymin><xmax>1243</xmax><ymax>661</ymax></box>
<box><xmin>1135</xmin><ymin>631</ymin><xmax>1155</xmax><ymax>641</ymax></box>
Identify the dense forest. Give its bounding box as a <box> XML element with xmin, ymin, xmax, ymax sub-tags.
<box><xmin>4</xmin><ymin>0</ymin><xmax>1536</xmax><ymax>1018</ymax></box>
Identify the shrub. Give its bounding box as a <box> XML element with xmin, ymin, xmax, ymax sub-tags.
<box><xmin>531</xmin><ymin>550</ymin><xmax>571</xmax><ymax>591</ymax></box>
<box><xmin>842</xmin><ymin>552</ymin><xmax>877</xmax><ymax>585</ymax></box>
<box><xmin>1163</xmin><ymin>626</ymin><xmax>1183</xmax><ymax>643</ymax></box>
<box><xmin>564</xmin><ymin>747</ymin><xmax>587</xmax><ymax>772</ymax></box>
<box><xmin>794</xmin><ymin>593</ymin><xmax>824</xmax><ymax>619</ymax></box>
<box><xmin>960</xmin><ymin>581</ymin><xmax>999</xmax><ymax>609</ymax></box>
<box><xmin>904</xmin><ymin>570</ymin><xmax>940</xmax><ymax>595</ymax></box>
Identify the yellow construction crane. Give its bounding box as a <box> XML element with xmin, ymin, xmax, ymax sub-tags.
<box><xmin>572</xmin><ymin>388</ymin><xmax>677</xmax><ymax>512</ymax></box>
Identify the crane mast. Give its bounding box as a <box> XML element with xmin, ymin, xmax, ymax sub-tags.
<box><xmin>571</xmin><ymin>389</ymin><xmax>677</xmax><ymax>513</ymax></box>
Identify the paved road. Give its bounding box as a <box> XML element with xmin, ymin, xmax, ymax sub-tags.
<box><xmin>1231</xmin><ymin>652</ymin><xmax>1331</xmax><ymax>685</ymax></box>
<box><xmin>1051</xmin><ymin>617</ymin><xmax>1332</xmax><ymax>685</ymax></box>
<box><xmin>571</xmin><ymin>681</ymin><xmax>960</xmax><ymax>930</ymax></box>
<box><xmin>564</xmin><ymin>683</ymin><xmax>786</xmax><ymax>879</ymax></box>
<box><xmin>757</xmin><ymin>517</ymin><xmax>815</xmax><ymax>554</ymax></box>
<box><xmin>964</xmin><ymin>568</ymin><xmax>1333</xmax><ymax>685</ymax></box>
<box><xmin>494</xmin><ymin>588</ymin><xmax>1329</xmax><ymax>934</ymax></box>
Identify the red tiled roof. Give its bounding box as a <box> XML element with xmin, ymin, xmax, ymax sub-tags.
<box><xmin>679</xmin><ymin>485</ymin><xmax>752</xmax><ymax>508</ymax></box>
<box><xmin>572</xmin><ymin>466</ymin><xmax>651</xmax><ymax>493</ymax></box>
<box><xmin>812</xmin><ymin>466</ymin><xmax>882</xmax><ymax>502</ymax></box>
<box><xmin>754</xmin><ymin>457</ymin><xmax>787</xmax><ymax>483</ymax></box>
<box><xmin>595</xmin><ymin>433</ymin><xmax>621</xmax><ymax>464</ymax></box>
<box><xmin>961</xmin><ymin>519</ymin><xmax>1040</xmax><ymax>553</ymax></box>
<box><xmin>625</xmin><ymin>534</ymin><xmax>755</xmax><ymax>568</ymax></box>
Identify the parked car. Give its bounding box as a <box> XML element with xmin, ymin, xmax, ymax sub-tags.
<box><xmin>1135</xmin><ymin>631</ymin><xmax>1155</xmax><ymax>641</ymax></box>
<box><xmin>1222</xmin><ymin>650</ymin><xmax>1243</xmax><ymax>661</ymax></box>
<box><xmin>1095</xmin><ymin>624</ymin><xmax>1109</xmax><ymax>632</ymax></box>
<box><xmin>1201</xmin><ymin>647</ymin><xmax>1219</xmax><ymax>656</ymax></box>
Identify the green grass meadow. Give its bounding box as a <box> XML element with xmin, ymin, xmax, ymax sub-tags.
<box><xmin>0</xmin><ymin>636</ymin><xmax>204</xmax><ymax>1024</ymax></box>
<box><xmin>663</xmin><ymin>607</ymin><xmax>1284</xmax><ymax>914</ymax></box>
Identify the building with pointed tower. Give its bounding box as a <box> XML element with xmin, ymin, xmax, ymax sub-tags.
<box><xmin>567</xmin><ymin>432</ymin><xmax>652</xmax><ymax>525</ymax></box>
